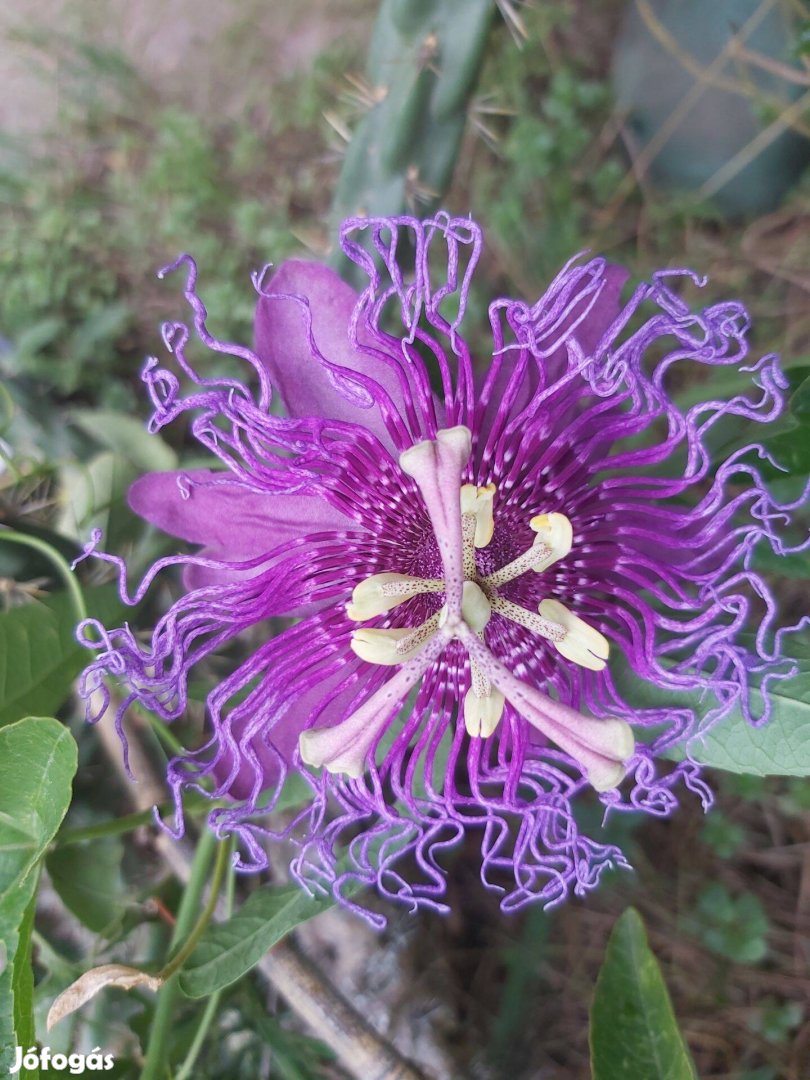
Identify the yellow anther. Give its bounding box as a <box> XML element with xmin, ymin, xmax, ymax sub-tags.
<box><xmin>350</xmin><ymin>627</ymin><xmax>421</xmax><ymax>666</ymax></box>
<box><xmin>538</xmin><ymin>599</ymin><xmax>609</xmax><ymax>671</ymax></box>
<box><xmin>351</xmin><ymin>608</ymin><xmax>444</xmax><ymax>665</ymax></box>
<box><xmin>347</xmin><ymin>572</ymin><xmax>444</xmax><ymax>621</ymax></box>
<box><xmin>529</xmin><ymin>512</ymin><xmax>573</xmax><ymax>562</ymax></box>
<box><xmin>460</xmin><ymin>483</ymin><xmax>496</xmax><ymax>548</ymax></box>
<box><xmin>463</xmin><ymin>686</ymin><xmax>505</xmax><ymax>737</ymax></box>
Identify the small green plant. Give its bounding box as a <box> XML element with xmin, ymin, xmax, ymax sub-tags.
<box><xmin>746</xmin><ymin>996</ymin><xmax>804</xmax><ymax>1045</ymax></box>
<box><xmin>699</xmin><ymin>811</ymin><xmax>747</xmax><ymax>859</ymax></box>
<box><xmin>688</xmin><ymin>883</ymin><xmax>770</xmax><ymax>964</ymax></box>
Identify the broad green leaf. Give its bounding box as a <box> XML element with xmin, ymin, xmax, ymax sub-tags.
<box><xmin>273</xmin><ymin>772</ymin><xmax>317</xmax><ymax>814</ymax></box>
<box><xmin>70</xmin><ymin>409</ymin><xmax>177</xmax><ymax>473</ymax></box>
<box><xmin>0</xmin><ymin>718</ymin><xmax>77</xmax><ymax>1074</ymax></box>
<box><xmin>673</xmin><ymin>360</ymin><xmax>810</xmax><ymax>413</ymax></box>
<box><xmin>758</xmin><ymin>368</ymin><xmax>810</xmax><ymax>476</ymax></box>
<box><xmin>790</xmin><ymin>371</ymin><xmax>810</xmax><ymax>417</ymax></box>
<box><xmin>11</xmin><ymin>894</ymin><xmax>37</xmax><ymax>1080</ymax></box>
<box><xmin>590</xmin><ymin>908</ymin><xmax>696</xmax><ymax>1080</ymax></box>
<box><xmin>0</xmin><ymin>718</ymin><xmax>79</xmax><ymax>894</ymax></box>
<box><xmin>0</xmin><ymin>874</ymin><xmax>39</xmax><ymax>1080</ymax></box>
<box><xmin>178</xmin><ymin>884</ymin><xmax>337</xmax><ymax>999</ymax></box>
<box><xmin>752</xmin><ymin>543</ymin><xmax>810</xmax><ymax>581</ymax></box>
<box><xmin>675</xmin><ymin>684</ymin><xmax>810</xmax><ymax>777</ymax></box>
<box><xmin>612</xmin><ymin>645</ymin><xmax>810</xmax><ymax>777</ymax></box>
<box><xmin>0</xmin><ymin>586</ymin><xmax>123</xmax><ymax>728</ymax></box>
<box><xmin>760</xmin><ymin>423</ymin><xmax>810</xmax><ymax>475</ymax></box>
<box><xmin>46</xmin><ymin>836</ymin><xmax>126</xmax><ymax>935</ymax></box>
<box><xmin>60</xmin><ymin>410</ymin><xmax>176</xmax><ymax>550</ymax></box>
<box><xmin>58</xmin><ymin>451</ymin><xmax>126</xmax><ymax>545</ymax></box>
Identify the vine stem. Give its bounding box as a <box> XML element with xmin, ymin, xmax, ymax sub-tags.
<box><xmin>140</xmin><ymin>828</ymin><xmax>224</xmax><ymax>1080</ymax></box>
<box><xmin>0</xmin><ymin>528</ymin><xmax>87</xmax><ymax>622</ymax></box>
<box><xmin>157</xmin><ymin>835</ymin><xmax>231</xmax><ymax>983</ymax></box>
<box><xmin>173</xmin><ymin>862</ymin><xmax>235</xmax><ymax>1080</ymax></box>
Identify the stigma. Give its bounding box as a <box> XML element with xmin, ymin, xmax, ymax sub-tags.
<box><xmin>301</xmin><ymin>426</ymin><xmax>633</xmax><ymax>790</ymax></box>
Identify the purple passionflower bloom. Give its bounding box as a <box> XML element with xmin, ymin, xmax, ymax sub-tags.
<box><xmin>77</xmin><ymin>214</ymin><xmax>807</xmax><ymax>923</ymax></box>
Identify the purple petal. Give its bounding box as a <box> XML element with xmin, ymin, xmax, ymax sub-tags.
<box><xmin>480</xmin><ymin>262</ymin><xmax>629</xmax><ymax>425</ymax></box>
<box><xmin>572</xmin><ymin>263</ymin><xmax>629</xmax><ymax>356</ymax></box>
<box><xmin>254</xmin><ymin>260</ymin><xmax>408</xmax><ymax>446</ymax></box>
<box><xmin>129</xmin><ymin>469</ymin><xmax>351</xmax><ymax>590</ymax></box>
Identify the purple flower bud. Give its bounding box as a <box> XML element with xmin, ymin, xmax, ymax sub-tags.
<box><xmin>77</xmin><ymin>214</ymin><xmax>809</xmax><ymax>924</ymax></box>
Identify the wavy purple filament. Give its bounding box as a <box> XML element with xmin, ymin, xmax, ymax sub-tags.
<box><xmin>76</xmin><ymin>214</ymin><xmax>809</xmax><ymax>926</ymax></box>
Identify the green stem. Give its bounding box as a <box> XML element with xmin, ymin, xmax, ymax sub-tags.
<box><xmin>138</xmin><ymin>704</ymin><xmax>188</xmax><ymax>758</ymax></box>
<box><xmin>55</xmin><ymin>808</ymin><xmax>157</xmax><ymax>846</ymax></box>
<box><xmin>140</xmin><ymin>829</ymin><xmax>225</xmax><ymax>1080</ymax></box>
<box><xmin>54</xmin><ymin>793</ymin><xmax>216</xmax><ymax>848</ymax></box>
<box><xmin>158</xmin><ymin>837</ymin><xmax>230</xmax><ymax>982</ymax></box>
<box><xmin>173</xmin><ymin>853</ymin><xmax>235</xmax><ymax>1080</ymax></box>
<box><xmin>0</xmin><ymin>528</ymin><xmax>87</xmax><ymax>622</ymax></box>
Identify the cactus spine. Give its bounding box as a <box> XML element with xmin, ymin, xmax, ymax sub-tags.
<box><xmin>329</xmin><ymin>0</ymin><xmax>495</xmax><ymax>275</ymax></box>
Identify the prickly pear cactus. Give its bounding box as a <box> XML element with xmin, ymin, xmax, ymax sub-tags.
<box><xmin>329</xmin><ymin>0</ymin><xmax>495</xmax><ymax>274</ymax></box>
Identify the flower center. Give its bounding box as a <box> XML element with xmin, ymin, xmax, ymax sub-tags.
<box><xmin>346</xmin><ymin>443</ymin><xmax>609</xmax><ymax>739</ymax></box>
<box><xmin>298</xmin><ymin>427</ymin><xmax>633</xmax><ymax>792</ymax></box>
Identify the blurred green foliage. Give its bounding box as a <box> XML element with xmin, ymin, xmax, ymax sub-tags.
<box><xmin>479</xmin><ymin>65</ymin><xmax>624</xmax><ymax>276</ymax></box>
<box><xmin>699</xmin><ymin>811</ymin><xmax>747</xmax><ymax>859</ymax></box>
<box><xmin>689</xmin><ymin>882</ymin><xmax>770</xmax><ymax>964</ymax></box>
<box><xmin>747</xmin><ymin>995</ymin><xmax>804</xmax><ymax>1046</ymax></box>
<box><xmin>0</xmin><ymin>34</ymin><xmax>353</xmax><ymax>411</ymax></box>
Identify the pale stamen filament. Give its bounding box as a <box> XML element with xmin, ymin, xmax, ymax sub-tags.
<box><xmin>471</xmin><ymin>654</ymin><xmax>490</xmax><ymax>698</ymax></box>
<box><xmin>380</xmin><ymin>576</ymin><xmax>444</xmax><ymax>598</ymax></box>
<box><xmin>483</xmin><ymin>541</ymin><xmax>553</xmax><ymax>589</ymax></box>
<box><xmin>462</xmin><ymin>513</ymin><xmax>477</xmax><ymax>579</ymax></box>
<box><xmin>489</xmin><ymin>596</ymin><xmax>566</xmax><ymax>643</ymax></box>
<box><xmin>395</xmin><ymin>609</ymin><xmax>444</xmax><ymax>655</ymax></box>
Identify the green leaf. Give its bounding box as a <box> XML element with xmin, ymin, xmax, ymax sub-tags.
<box><xmin>0</xmin><ymin>874</ymin><xmax>38</xmax><ymax>1078</ymax></box>
<box><xmin>178</xmin><ymin>884</ymin><xmax>337</xmax><ymax>999</ymax></box>
<box><xmin>70</xmin><ymin>409</ymin><xmax>177</xmax><ymax>472</ymax></box>
<box><xmin>60</xmin><ymin>410</ymin><xmax>177</xmax><ymax>550</ymax></box>
<box><xmin>676</xmin><ymin>680</ymin><xmax>810</xmax><ymax>777</ymax></box>
<box><xmin>0</xmin><ymin>717</ymin><xmax>79</xmax><ymax>893</ymax></box>
<box><xmin>612</xmin><ymin>643</ymin><xmax>810</xmax><ymax>777</ymax></box>
<box><xmin>673</xmin><ymin>360</ymin><xmax>809</xmax><ymax>413</ymax></box>
<box><xmin>789</xmin><ymin>371</ymin><xmax>810</xmax><ymax>417</ymax></box>
<box><xmin>590</xmin><ymin>908</ymin><xmax>696</xmax><ymax>1080</ymax></box>
<box><xmin>11</xmin><ymin>894</ymin><xmax>38</xmax><ymax>1080</ymax></box>
<box><xmin>46</xmin><ymin>835</ymin><xmax>126</xmax><ymax>935</ymax></box>
<box><xmin>0</xmin><ymin>586</ymin><xmax>123</xmax><ymax>728</ymax></box>
<box><xmin>758</xmin><ymin>368</ymin><xmax>810</xmax><ymax>476</ymax></box>
<box><xmin>0</xmin><ymin>717</ymin><xmax>78</xmax><ymax>1074</ymax></box>
<box><xmin>689</xmin><ymin>884</ymin><xmax>769</xmax><ymax>964</ymax></box>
